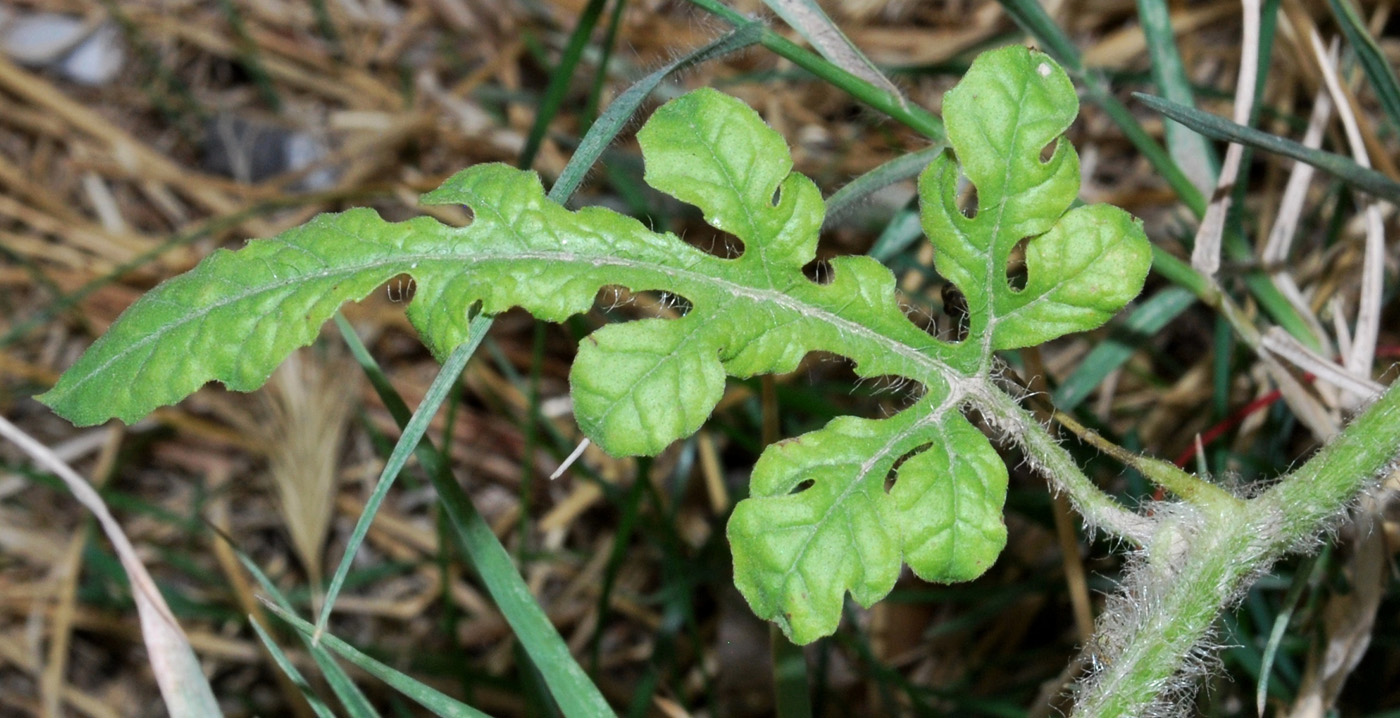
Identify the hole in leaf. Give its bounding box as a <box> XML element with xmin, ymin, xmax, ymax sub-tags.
<box><xmin>847</xmin><ymin>374</ymin><xmax>928</xmax><ymax>419</ymax></box>
<box><xmin>802</xmin><ymin>258</ymin><xmax>835</xmax><ymax>285</ymax></box>
<box><xmin>635</xmin><ymin>290</ymin><xmax>692</xmax><ymax>317</ymax></box>
<box><xmin>771</xmin><ymin>184</ymin><xmax>783</xmax><ymax>208</ymax></box>
<box><xmin>594</xmin><ymin>285</ymin><xmax>629</xmax><ymax>313</ymax></box>
<box><xmin>1006</xmin><ymin>238</ymin><xmax>1030</xmax><ymax>292</ymax></box>
<box><xmin>592</xmin><ymin>286</ymin><xmax>693</xmax><ymax>319</ymax></box>
<box><xmin>789</xmin><ymin>478</ymin><xmax>815</xmax><ymax>495</ymax></box>
<box><xmin>694</xmin><ymin>213</ymin><xmax>746</xmax><ymax>259</ymax></box>
<box><xmin>902</xmin><ymin>299</ymin><xmax>940</xmax><ymax>339</ymax></box>
<box><xmin>784</xmin><ymin>353</ymin><xmax>926</xmax><ymax>424</ymax></box>
<box><xmin>958</xmin><ymin>183</ymin><xmax>979</xmax><ymax>219</ymax></box>
<box><xmin>695</xmin><ymin>229</ymin><xmax>745</xmax><ymax>259</ymax></box>
<box><xmin>668</xmin><ymin>209</ymin><xmax>746</xmax><ymax>260</ymax></box>
<box><xmin>885</xmin><ymin>443</ymin><xmax>932</xmax><ymax>494</ymax></box>
<box><xmin>941</xmin><ymin>283</ymin><xmax>969</xmax><ymax>342</ymax></box>
<box><xmin>789</xmin><ymin>350</ymin><xmax>861</xmax><ymax>407</ymax></box>
<box><xmin>382</xmin><ymin>273</ymin><xmax>417</xmax><ymax>304</ymax></box>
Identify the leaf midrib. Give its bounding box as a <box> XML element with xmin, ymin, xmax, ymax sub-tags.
<box><xmin>58</xmin><ymin>247</ymin><xmax>975</xmax><ymax>413</ymax></box>
<box><xmin>772</xmin><ymin>393</ymin><xmax>962</xmax><ymax>592</ymax></box>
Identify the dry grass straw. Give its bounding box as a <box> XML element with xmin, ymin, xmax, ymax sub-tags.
<box><xmin>1190</xmin><ymin>0</ymin><xmax>1262</xmax><ymax>278</ymax></box>
<box><xmin>255</xmin><ymin>349</ymin><xmax>357</xmax><ymax>592</ymax></box>
<box><xmin>0</xmin><ymin>414</ymin><xmax>218</xmax><ymax>715</ymax></box>
<box><xmin>206</xmin><ymin>462</ymin><xmax>317</xmax><ymax>718</ymax></box>
<box><xmin>36</xmin><ymin>424</ymin><xmax>121</xmax><ymax>718</ymax></box>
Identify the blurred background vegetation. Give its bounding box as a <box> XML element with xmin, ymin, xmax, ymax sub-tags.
<box><xmin>0</xmin><ymin>0</ymin><xmax>1398</xmax><ymax>716</ymax></box>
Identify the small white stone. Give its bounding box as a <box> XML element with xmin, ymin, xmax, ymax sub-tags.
<box><xmin>2</xmin><ymin>12</ymin><xmax>86</xmax><ymax>64</ymax></box>
<box><xmin>60</xmin><ymin>24</ymin><xmax>125</xmax><ymax>86</ymax></box>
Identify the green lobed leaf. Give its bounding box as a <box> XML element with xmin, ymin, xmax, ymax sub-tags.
<box><xmin>729</xmin><ymin>395</ymin><xmax>1008</xmax><ymax>643</ymax></box>
<box><xmin>919</xmin><ymin>47</ymin><xmax>1150</xmax><ymax>364</ymax></box>
<box><xmin>40</xmin><ymin>46</ymin><xmax>1149</xmax><ymax>644</ymax></box>
<box><xmin>726</xmin><ymin>48</ymin><xmax>1147</xmax><ymax>640</ymax></box>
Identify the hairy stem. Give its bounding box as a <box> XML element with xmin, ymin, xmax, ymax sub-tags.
<box><xmin>1052</xmin><ymin>409</ymin><xmax>1239</xmax><ymax>510</ymax></box>
<box><xmin>1074</xmin><ymin>501</ymin><xmax>1259</xmax><ymax>717</ymax></box>
<box><xmin>1071</xmin><ymin>380</ymin><xmax>1400</xmax><ymax>717</ymax></box>
<box><xmin>1262</xmin><ymin>381</ymin><xmax>1400</xmax><ymax>544</ymax></box>
<box><xmin>977</xmin><ymin>387</ymin><xmax>1154</xmax><ymax>544</ymax></box>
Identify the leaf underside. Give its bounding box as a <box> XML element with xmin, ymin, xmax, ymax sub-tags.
<box><xmin>41</xmin><ymin>46</ymin><xmax>1149</xmax><ymax>644</ymax></box>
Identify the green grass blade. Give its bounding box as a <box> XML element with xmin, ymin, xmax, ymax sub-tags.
<box><xmin>1328</xmin><ymin>0</ymin><xmax>1400</xmax><ymax>135</ymax></box>
<box><xmin>1135</xmin><ymin>0</ymin><xmax>1218</xmax><ymax>190</ymax></box>
<box><xmin>772</xmin><ymin>628</ymin><xmax>814</xmax><ymax>718</ymax></box>
<box><xmin>410</xmin><ymin>408</ymin><xmax>617</xmax><ymax>717</ymax></box>
<box><xmin>520</xmin><ymin>0</ymin><xmax>608</xmax><ymax>168</ymax></box>
<box><xmin>1234</xmin><ymin>243</ymin><xmax>1323</xmax><ymax>352</ymax></box>
<box><xmin>218</xmin><ymin>0</ymin><xmax>281</xmax><ymax>112</ymax></box>
<box><xmin>762</xmin><ymin>0</ymin><xmax>901</xmax><ymax>102</ymax></box>
<box><xmin>1256</xmin><ymin>552</ymin><xmax>1320</xmax><ymax>715</ymax></box>
<box><xmin>263</xmin><ymin>601</ymin><xmax>495</xmax><ymax>718</ymax></box>
<box><xmin>864</xmin><ymin>207</ymin><xmax>922</xmax><ymax>265</ymax></box>
<box><xmin>824</xmin><ymin>145</ymin><xmax>945</xmax><ymax>229</ymax></box>
<box><xmin>234</xmin><ymin>546</ymin><xmax>381</xmax><ymax>717</ymax></box>
<box><xmin>684</xmin><ymin>0</ymin><xmax>944</xmax><ymax>140</ymax></box>
<box><xmin>314</xmin><ymin>323</ymin><xmax>486</xmax><ymax>638</ymax></box>
<box><xmin>1148</xmin><ymin>244</ymin><xmax>1211</xmax><ymax>297</ymax></box>
<box><xmin>333</xmin><ymin>316</ymin><xmax>618</xmax><ymax>718</ymax></box>
<box><xmin>551</xmin><ymin>23</ymin><xmax>762</xmax><ymax>203</ymax></box>
<box><xmin>1053</xmin><ymin>286</ymin><xmax>1197</xmax><ymax>412</ymax></box>
<box><xmin>1135</xmin><ymin>93</ymin><xmax>1400</xmax><ymax>204</ymax></box>
<box><xmin>581</xmin><ymin>0</ymin><xmax>628</xmax><ymax>127</ymax></box>
<box><xmin>248</xmin><ymin>618</ymin><xmax>340</xmax><ymax>718</ymax></box>
<box><xmin>1212</xmin><ymin>315</ymin><xmax>1233</xmax><ymax>418</ymax></box>
<box><xmin>991</xmin><ymin>0</ymin><xmax>1081</xmax><ymax>73</ymax></box>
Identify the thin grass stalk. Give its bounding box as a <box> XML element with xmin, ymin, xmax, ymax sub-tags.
<box><xmin>761</xmin><ymin>0</ymin><xmax>900</xmax><ymax>100</ymax></box>
<box><xmin>235</xmin><ymin>545</ymin><xmax>383</xmax><ymax>717</ymax></box>
<box><xmin>1134</xmin><ymin>0</ymin><xmax>1219</xmax><ymax>193</ymax></box>
<box><xmin>248</xmin><ymin>619</ymin><xmax>339</xmax><ymax>718</ymax></box>
<box><xmin>1327</xmin><ymin>0</ymin><xmax>1400</xmax><ymax>136</ymax></box>
<box><xmin>264</xmin><ymin>602</ymin><xmax>493</xmax><ymax>718</ymax></box>
<box><xmin>1133</xmin><ymin>93</ymin><xmax>1400</xmax><ymax>203</ymax></box>
<box><xmin>683</xmin><ymin>0</ymin><xmax>944</xmax><ymax>141</ymax></box>
<box><xmin>313</xmin><ymin>326</ymin><xmax>483</xmax><ymax>640</ymax></box>
<box><xmin>520</xmin><ymin>0</ymin><xmax>609</xmax><ymax>168</ymax></box>
<box><xmin>334</xmin><ymin>315</ymin><xmax>617</xmax><ymax>718</ymax></box>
